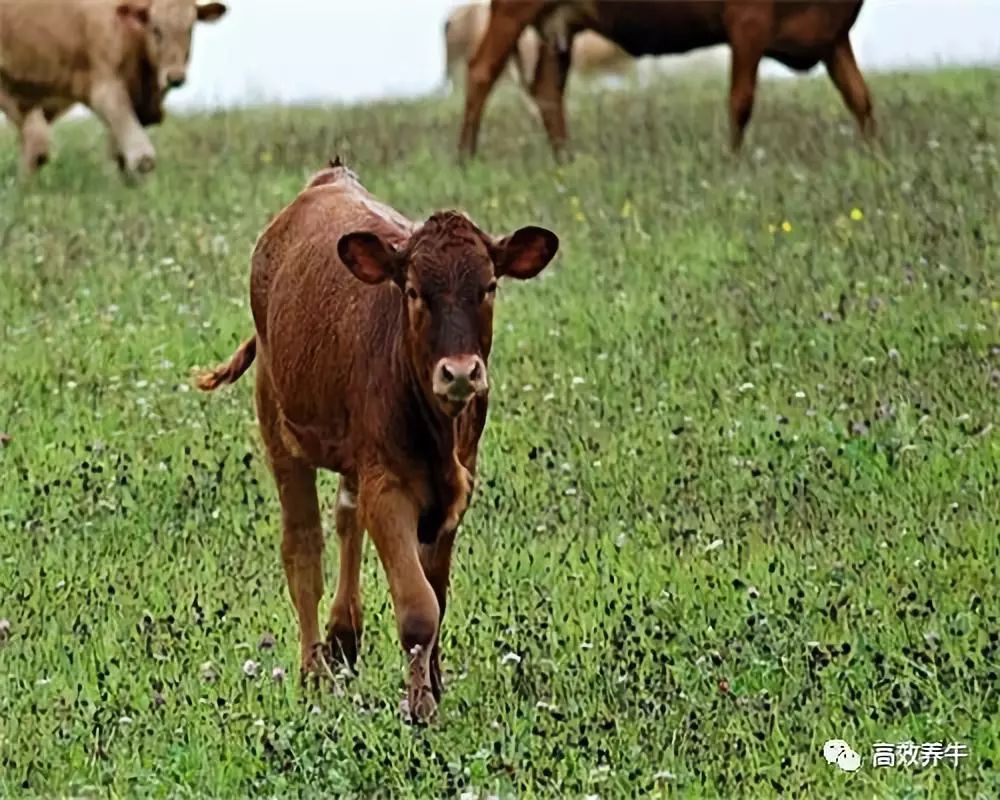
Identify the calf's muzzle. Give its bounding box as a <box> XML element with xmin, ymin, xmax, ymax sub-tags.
<box><xmin>433</xmin><ymin>354</ymin><xmax>487</xmax><ymax>408</ymax></box>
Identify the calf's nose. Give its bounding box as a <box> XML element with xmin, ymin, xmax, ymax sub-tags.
<box><xmin>165</xmin><ymin>71</ymin><xmax>186</xmax><ymax>89</ymax></box>
<box><xmin>433</xmin><ymin>355</ymin><xmax>488</xmax><ymax>401</ymax></box>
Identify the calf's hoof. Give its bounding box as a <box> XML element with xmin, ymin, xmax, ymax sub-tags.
<box><xmin>429</xmin><ymin>647</ymin><xmax>444</xmax><ymax>702</ymax></box>
<box><xmin>404</xmin><ymin>641</ymin><xmax>438</xmax><ymax>723</ymax></box>
<box><xmin>298</xmin><ymin>642</ymin><xmax>336</xmax><ymax>689</ymax></box>
<box><xmin>406</xmin><ymin>684</ymin><xmax>438</xmax><ymax>724</ymax></box>
<box><xmin>551</xmin><ymin>143</ymin><xmax>571</xmax><ymax>165</ymax></box>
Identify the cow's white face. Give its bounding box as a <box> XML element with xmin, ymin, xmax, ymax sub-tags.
<box><xmin>118</xmin><ymin>1</ymin><xmax>227</xmax><ymax>92</ymax></box>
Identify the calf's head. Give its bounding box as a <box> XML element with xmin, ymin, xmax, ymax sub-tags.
<box><xmin>117</xmin><ymin>1</ymin><xmax>227</xmax><ymax>91</ymax></box>
<box><xmin>338</xmin><ymin>212</ymin><xmax>558</xmax><ymax>417</ymax></box>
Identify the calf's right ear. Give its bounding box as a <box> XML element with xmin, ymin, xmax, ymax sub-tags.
<box><xmin>337</xmin><ymin>232</ymin><xmax>402</xmax><ymax>285</ymax></box>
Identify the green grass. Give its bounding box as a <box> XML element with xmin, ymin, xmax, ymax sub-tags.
<box><xmin>1</xmin><ymin>67</ymin><xmax>998</xmax><ymax>798</ymax></box>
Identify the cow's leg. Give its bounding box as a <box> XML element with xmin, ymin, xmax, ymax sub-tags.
<box><xmin>420</xmin><ymin>528</ymin><xmax>457</xmax><ymax>702</ymax></box>
<box><xmin>529</xmin><ymin>35</ymin><xmax>573</xmax><ymax>157</ymax></box>
<box><xmin>325</xmin><ymin>475</ymin><xmax>364</xmax><ymax>671</ymax></box>
<box><xmin>458</xmin><ymin>1</ymin><xmax>541</xmax><ymax>158</ymax></box>
<box><xmin>0</xmin><ymin>95</ymin><xmax>47</xmax><ymax>176</ymax></box>
<box><xmin>513</xmin><ymin>26</ymin><xmax>541</xmax><ymax>91</ymax></box>
<box><xmin>824</xmin><ymin>38</ymin><xmax>876</xmax><ymax>141</ymax></box>
<box><xmin>19</xmin><ymin>108</ymin><xmax>53</xmax><ymax>173</ymax></box>
<box><xmin>361</xmin><ymin>484</ymin><xmax>439</xmax><ymax>722</ymax></box>
<box><xmin>89</xmin><ymin>81</ymin><xmax>156</xmax><ymax>174</ymax></box>
<box><xmin>724</xmin><ymin>3</ymin><xmax>771</xmax><ymax>153</ymax></box>
<box><xmin>726</xmin><ymin>40</ymin><xmax>766</xmax><ymax>152</ymax></box>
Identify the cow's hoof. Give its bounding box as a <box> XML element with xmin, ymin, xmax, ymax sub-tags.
<box><xmin>134</xmin><ymin>154</ymin><xmax>156</xmax><ymax>174</ymax></box>
<box><xmin>324</xmin><ymin>624</ymin><xmax>361</xmax><ymax>673</ymax></box>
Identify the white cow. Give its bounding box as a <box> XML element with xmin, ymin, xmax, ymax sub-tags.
<box><xmin>0</xmin><ymin>0</ymin><xmax>226</xmax><ymax>176</ymax></box>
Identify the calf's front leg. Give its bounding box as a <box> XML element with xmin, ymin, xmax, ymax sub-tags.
<box><xmin>420</xmin><ymin>527</ymin><xmax>457</xmax><ymax>702</ymax></box>
<box><xmin>361</xmin><ymin>481</ymin><xmax>439</xmax><ymax>722</ymax></box>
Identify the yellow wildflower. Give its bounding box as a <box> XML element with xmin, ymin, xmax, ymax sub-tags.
<box><xmin>781</xmin><ymin>221</ymin><xmax>792</xmax><ymax>234</ymax></box>
<box><xmin>850</xmin><ymin>208</ymin><xmax>864</xmax><ymax>221</ymax></box>
<box><xmin>574</xmin><ymin>211</ymin><xmax>586</xmax><ymax>223</ymax></box>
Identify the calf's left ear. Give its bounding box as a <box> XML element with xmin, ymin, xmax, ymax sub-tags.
<box><xmin>196</xmin><ymin>2</ymin><xmax>227</xmax><ymax>22</ymax></box>
<box><xmin>491</xmin><ymin>226</ymin><xmax>559</xmax><ymax>280</ymax></box>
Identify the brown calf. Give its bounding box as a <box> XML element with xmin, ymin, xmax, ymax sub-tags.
<box><xmin>198</xmin><ymin>159</ymin><xmax>558</xmax><ymax>721</ymax></box>
<box><xmin>458</xmin><ymin>0</ymin><xmax>875</xmax><ymax>157</ymax></box>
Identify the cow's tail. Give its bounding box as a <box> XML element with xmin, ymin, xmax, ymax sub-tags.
<box><xmin>196</xmin><ymin>335</ymin><xmax>257</xmax><ymax>391</ymax></box>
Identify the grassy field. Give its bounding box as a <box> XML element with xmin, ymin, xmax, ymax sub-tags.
<box><xmin>1</xmin><ymin>67</ymin><xmax>998</xmax><ymax>798</ymax></box>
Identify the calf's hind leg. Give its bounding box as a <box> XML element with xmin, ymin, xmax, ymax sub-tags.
<box><xmin>274</xmin><ymin>461</ymin><xmax>328</xmax><ymax>681</ymax></box>
<box><xmin>325</xmin><ymin>475</ymin><xmax>364</xmax><ymax>670</ymax></box>
<box><xmin>256</xmin><ymin>377</ymin><xmax>328</xmax><ymax>681</ymax></box>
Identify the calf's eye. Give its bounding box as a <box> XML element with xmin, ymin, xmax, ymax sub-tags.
<box><xmin>406</xmin><ymin>287</ymin><xmax>419</xmax><ymax>301</ymax></box>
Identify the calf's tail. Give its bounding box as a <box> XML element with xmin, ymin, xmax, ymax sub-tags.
<box><xmin>196</xmin><ymin>335</ymin><xmax>257</xmax><ymax>391</ymax></box>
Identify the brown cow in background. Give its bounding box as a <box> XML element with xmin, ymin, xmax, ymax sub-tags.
<box><xmin>444</xmin><ymin>2</ymin><xmax>538</xmax><ymax>90</ymax></box>
<box><xmin>0</xmin><ymin>0</ymin><xmax>227</xmax><ymax>175</ymax></box>
<box><xmin>444</xmin><ymin>1</ymin><xmax>632</xmax><ymax>93</ymax></box>
<box><xmin>458</xmin><ymin>0</ymin><xmax>875</xmax><ymax>157</ymax></box>
<box><xmin>197</xmin><ymin>159</ymin><xmax>558</xmax><ymax>721</ymax></box>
